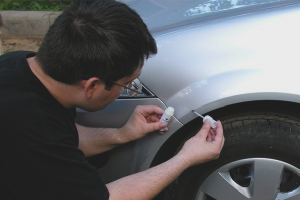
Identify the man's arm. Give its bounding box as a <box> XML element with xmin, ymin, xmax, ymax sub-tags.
<box><xmin>106</xmin><ymin>120</ymin><xmax>225</xmax><ymax>200</ymax></box>
<box><xmin>76</xmin><ymin>125</ymin><xmax>122</xmax><ymax>157</ymax></box>
<box><xmin>77</xmin><ymin>105</ymin><xmax>167</xmax><ymax>157</ymax></box>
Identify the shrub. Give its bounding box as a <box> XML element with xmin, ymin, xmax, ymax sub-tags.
<box><xmin>0</xmin><ymin>0</ymin><xmax>74</xmax><ymax>11</ymax></box>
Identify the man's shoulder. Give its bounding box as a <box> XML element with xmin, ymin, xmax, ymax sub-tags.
<box><xmin>0</xmin><ymin>51</ymin><xmax>36</xmax><ymax>85</ymax></box>
<box><xmin>0</xmin><ymin>50</ymin><xmax>34</xmax><ymax>61</ymax></box>
<box><xmin>0</xmin><ymin>51</ymin><xmax>34</xmax><ymax>68</ymax></box>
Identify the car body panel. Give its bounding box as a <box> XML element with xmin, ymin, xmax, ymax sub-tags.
<box><xmin>75</xmin><ymin>0</ymin><xmax>300</xmax><ymax>182</ymax></box>
<box><xmin>76</xmin><ymin>98</ymin><xmax>173</xmax><ymax>128</ymax></box>
<box><xmin>141</xmin><ymin>2</ymin><xmax>300</xmax><ymax>124</ymax></box>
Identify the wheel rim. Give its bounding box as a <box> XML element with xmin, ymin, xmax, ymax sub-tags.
<box><xmin>197</xmin><ymin>158</ymin><xmax>300</xmax><ymax>200</ymax></box>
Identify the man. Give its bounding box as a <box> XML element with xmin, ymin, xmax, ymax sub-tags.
<box><xmin>0</xmin><ymin>0</ymin><xmax>224</xmax><ymax>199</ymax></box>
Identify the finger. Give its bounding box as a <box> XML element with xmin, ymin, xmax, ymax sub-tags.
<box><xmin>144</xmin><ymin>121</ymin><xmax>166</xmax><ymax>133</ymax></box>
<box><xmin>147</xmin><ymin>115</ymin><xmax>161</xmax><ymax>123</ymax></box>
<box><xmin>216</xmin><ymin>121</ymin><xmax>223</xmax><ymax>134</ymax></box>
<box><xmin>196</xmin><ymin>119</ymin><xmax>211</xmax><ymax>139</ymax></box>
<box><xmin>158</xmin><ymin>126</ymin><xmax>168</xmax><ymax>134</ymax></box>
<box><xmin>206</xmin><ymin>132</ymin><xmax>212</xmax><ymax>142</ymax></box>
<box><xmin>221</xmin><ymin>135</ymin><xmax>225</xmax><ymax>148</ymax></box>
<box><xmin>212</xmin><ymin>121</ymin><xmax>224</xmax><ymax>144</ymax></box>
<box><xmin>209</xmin><ymin>128</ymin><xmax>216</xmax><ymax>140</ymax></box>
<box><xmin>216</xmin><ymin>135</ymin><xmax>225</xmax><ymax>150</ymax></box>
<box><xmin>138</xmin><ymin>105</ymin><xmax>165</xmax><ymax>117</ymax></box>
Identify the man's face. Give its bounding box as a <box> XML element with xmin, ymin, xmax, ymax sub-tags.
<box><xmin>81</xmin><ymin>66</ymin><xmax>142</xmax><ymax>112</ymax></box>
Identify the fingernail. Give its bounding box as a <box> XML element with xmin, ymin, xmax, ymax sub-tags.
<box><xmin>204</xmin><ymin>119</ymin><xmax>209</xmax><ymax>124</ymax></box>
<box><xmin>160</xmin><ymin>122</ymin><xmax>166</xmax><ymax>127</ymax></box>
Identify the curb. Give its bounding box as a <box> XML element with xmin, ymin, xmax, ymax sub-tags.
<box><xmin>0</xmin><ymin>11</ymin><xmax>61</xmax><ymax>38</ymax></box>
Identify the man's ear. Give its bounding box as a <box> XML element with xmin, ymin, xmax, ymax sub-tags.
<box><xmin>79</xmin><ymin>77</ymin><xmax>101</xmax><ymax>98</ymax></box>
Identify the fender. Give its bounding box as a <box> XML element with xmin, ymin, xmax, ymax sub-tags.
<box><xmin>168</xmin><ymin>69</ymin><xmax>300</xmax><ymax>125</ymax></box>
<box><xmin>133</xmin><ymin>3</ymin><xmax>300</xmax><ymax>172</ymax></box>
<box><xmin>131</xmin><ymin>69</ymin><xmax>300</xmax><ymax>173</ymax></box>
<box><xmin>141</xmin><ymin>2</ymin><xmax>300</xmax><ymax>110</ymax></box>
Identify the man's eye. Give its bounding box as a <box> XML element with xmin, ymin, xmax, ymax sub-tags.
<box><xmin>126</xmin><ymin>81</ymin><xmax>133</xmax><ymax>87</ymax></box>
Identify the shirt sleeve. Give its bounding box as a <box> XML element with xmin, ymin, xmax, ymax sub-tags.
<box><xmin>1</xmin><ymin>141</ymin><xmax>109</xmax><ymax>200</ymax></box>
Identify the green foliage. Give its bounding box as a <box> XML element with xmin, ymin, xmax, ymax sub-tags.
<box><xmin>0</xmin><ymin>0</ymin><xmax>74</xmax><ymax>11</ymax></box>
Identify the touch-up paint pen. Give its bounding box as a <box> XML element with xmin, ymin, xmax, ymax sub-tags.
<box><xmin>191</xmin><ymin>110</ymin><xmax>217</xmax><ymax>128</ymax></box>
<box><xmin>159</xmin><ymin>107</ymin><xmax>174</xmax><ymax>131</ymax></box>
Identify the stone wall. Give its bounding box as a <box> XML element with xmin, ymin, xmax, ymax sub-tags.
<box><xmin>0</xmin><ymin>11</ymin><xmax>61</xmax><ymax>38</ymax></box>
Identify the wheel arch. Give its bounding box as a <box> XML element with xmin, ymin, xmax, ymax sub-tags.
<box><xmin>152</xmin><ymin>102</ymin><xmax>300</xmax><ymax>200</ymax></box>
<box><xmin>150</xmin><ymin>100</ymin><xmax>300</xmax><ymax>169</ymax></box>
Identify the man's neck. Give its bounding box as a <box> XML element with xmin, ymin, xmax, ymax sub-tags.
<box><xmin>27</xmin><ymin>56</ymin><xmax>77</xmax><ymax>108</ymax></box>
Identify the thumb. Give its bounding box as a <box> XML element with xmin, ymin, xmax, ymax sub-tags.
<box><xmin>144</xmin><ymin>121</ymin><xmax>166</xmax><ymax>133</ymax></box>
<box><xmin>196</xmin><ymin>119</ymin><xmax>211</xmax><ymax>138</ymax></box>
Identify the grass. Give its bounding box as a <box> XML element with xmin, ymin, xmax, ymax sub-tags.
<box><xmin>0</xmin><ymin>0</ymin><xmax>73</xmax><ymax>11</ymax></box>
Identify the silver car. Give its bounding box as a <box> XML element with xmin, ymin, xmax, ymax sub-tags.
<box><xmin>76</xmin><ymin>0</ymin><xmax>300</xmax><ymax>199</ymax></box>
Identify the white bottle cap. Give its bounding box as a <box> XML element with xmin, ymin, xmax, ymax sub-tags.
<box><xmin>165</xmin><ymin>107</ymin><xmax>174</xmax><ymax>116</ymax></box>
<box><xmin>203</xmin><ymin>115</ymin><xmax>217</xmax><ymax>128</ymax></box>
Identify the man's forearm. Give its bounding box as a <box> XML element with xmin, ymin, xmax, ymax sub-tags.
<box><xmin>106</xmin><ymin>153</ymin><xmax>190</xmax><ymax>200</ymax></box>
<box><xmin>76</xmin><ymin>124</ymin><xmax>125</xmax><ymax>157</ymax></box>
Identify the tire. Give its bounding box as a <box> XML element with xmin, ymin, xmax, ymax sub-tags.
<box><xmin>163</xmin><ymin>112</ymin><xmax>300</xmax><ymax>200</ymax></box>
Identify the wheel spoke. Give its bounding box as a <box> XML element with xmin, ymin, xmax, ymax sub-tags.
<box><xmin>197</xmin><ymin>158</ymin><xmax>300</xmax><ymax>200</ymax></box>
<box><xmin>198</xmin><ymin>158</ymin><xmax>289</xmax><ymax>200</ymax></box>
<box><xmin>199</xmin><ymin>170</ymin><xmax>250</xmax><ymax>200</ymax></box>
<box><xmin>252</xmin><ymin>159</ymin><xmax>284</xmax><ymax>199</ymax></box>
<box><xmin>276</xmin><ymin>189</ymin><xmax>300</xmax><ymax>200</ymax></box>
<box><xmin>286</xmin><ymin>194</ymin><xmax>300</xmax><ymax>200</ymax></box>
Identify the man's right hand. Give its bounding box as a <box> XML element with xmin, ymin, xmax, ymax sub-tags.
<box><xmin>177</xmin><ymin>119</ymin><xmax>225</xmax><ymax>168</ymax></box>
<box><xmin>107</xmin><ymin>119</ymin><xmax>224</xmax><ymax>200</ymax></box>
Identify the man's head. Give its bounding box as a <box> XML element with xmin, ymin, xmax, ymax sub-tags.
<box><xmin>36</xmin><ymin>0</ymin><xmax>157</xmax><ymax>91</ymax></box>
